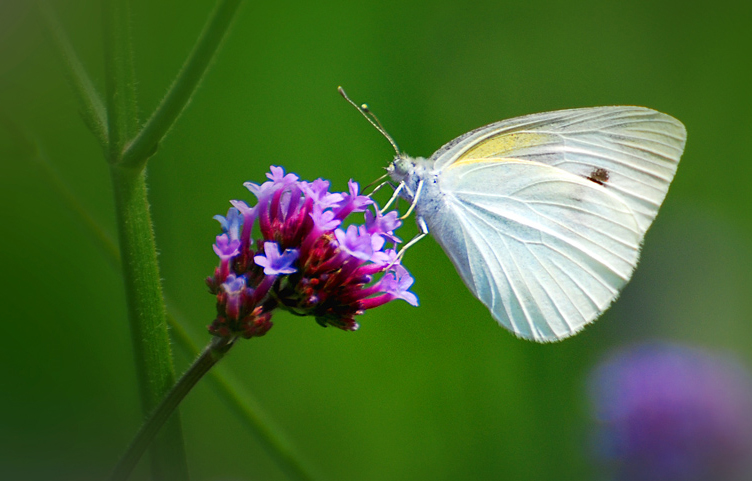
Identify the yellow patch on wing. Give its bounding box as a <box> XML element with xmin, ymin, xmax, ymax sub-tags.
<box><xmin>448</xmin><ymin>157</ymin><xmax>542</xmax><ymax>170</ymax></box>
<box><xmin>455</xmin><ymin>131</ymin><xmax>553</xmax><ymax>163</ymax></box>
<box><xmin>448</xmin><ymin>157</ymin><xmax>512</xmax><ymax>168</ymax></box>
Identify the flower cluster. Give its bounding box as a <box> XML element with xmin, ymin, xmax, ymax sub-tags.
<box><xmin>206</xmin><ymin>166</ymin><xmax>418</xmax><ymax>338</ymax></box>
<box><xmin>588</xmin><ymin>342</ymin><xmax>752</xmax><ymax>481</ymax></box>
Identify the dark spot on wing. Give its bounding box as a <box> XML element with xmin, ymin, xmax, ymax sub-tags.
<box><xmin>587</xmin><ymin>168</ymin><xmax>609</xmax><ymax>186</ymax></box>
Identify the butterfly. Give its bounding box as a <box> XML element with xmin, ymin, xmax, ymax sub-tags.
<box><xmin>341</xmin><ymin>90</ymin><xmax>686</xmax><ymax>342</ymax></box>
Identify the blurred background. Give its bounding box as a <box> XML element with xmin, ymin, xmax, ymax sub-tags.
<box><xmin>1</xmin><ymin>0</ymin><xmax>751</xmax><ymax>480</ymax></box>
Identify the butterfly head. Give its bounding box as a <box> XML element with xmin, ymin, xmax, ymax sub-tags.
<box><xmin>387</xmin><ymin>154</ymin><xmax>414</xmax><ymax>183</ymax></box>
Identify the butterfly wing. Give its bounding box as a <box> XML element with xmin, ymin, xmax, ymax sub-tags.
<box><xmin>431</xmin><ymin>106</ymin><xmax>686</xmax><ymax>234</ymax></box>
<box><xmin>426</xmin><ymin>158</ymin><xmax>643</xmax><ymax>341</ymax></box>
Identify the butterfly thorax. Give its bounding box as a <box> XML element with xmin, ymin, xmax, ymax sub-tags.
<box><xmin>387</xmin><ymin>155</ymin><xmax>446</xmax><ymax>233</ymax></box>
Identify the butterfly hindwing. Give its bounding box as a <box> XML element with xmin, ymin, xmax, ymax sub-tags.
<box><xmin>424</xmin><ymin>158</ymin><xmax>642</xmax><ymax>341</ymax></box>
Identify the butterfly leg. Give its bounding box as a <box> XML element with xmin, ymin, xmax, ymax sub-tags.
<box><xmin>380</xmin><ymin>181</ymin><xmax>405</xmax><ymax>212</ymax></box>
<box><xmin>386</xmin><ymin>216</ymin><xmax>429</xmax><ymax>269</ymax></box>
<box><xmin>400</xmin><ymin>179</ymin><xmax>423</xmax><ymax>220</ymax></box>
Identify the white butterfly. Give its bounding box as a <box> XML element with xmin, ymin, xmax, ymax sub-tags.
<box><xmin>382</xmin><ymin>106</ymin><xmax>686</xmax><ymax>342</ymax></box>
<box><xmin>338</xmin><ymin>89</ymin><xmax>686</xmax><ymax>341</ymax></box>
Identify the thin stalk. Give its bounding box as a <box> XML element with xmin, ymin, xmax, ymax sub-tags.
<box><xmin>38</xmin><ymin>1</ymin><xmax>109</xmax><ymax>150</ymax></box>
<box><xmin>168</xmin><ymin>318</ymin><xmax>319</xmax><ymax>481</ymax></box>
<box><xmin>36</xmin><ymin>143</ymin><xmax>120</xmax><ymax>269</ymax></box>
<box><xmin>0</xmin><ymin>119</ymin><xmax>118</xmax><ymax>268</ymax></box>
<box><xmin>110</xmin><ymin>336</ymin><xmax>237</xmax><ymax>481</ymax></box>
<box><xmin>119</xmin><ymin>0</ymin><xmax>243</xmax><ymax>169</ymax></box>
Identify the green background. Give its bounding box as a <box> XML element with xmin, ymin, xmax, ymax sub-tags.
<box><xmin>2</xmin><ymin>0</ymin><xmax>751</xmax><ymax>479</ymax></box>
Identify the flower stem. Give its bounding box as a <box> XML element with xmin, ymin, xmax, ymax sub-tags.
<box><xmin>109</xmin><ymin>336</ymin><xmax>237</xmax><ymax>481</ymax></box>
<box><xmin>119</xmin><ymin>0</ymin><xmax>243</xmax><ymax>169</ymax></box>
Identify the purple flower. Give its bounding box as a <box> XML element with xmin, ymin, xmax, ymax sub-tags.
<box><xmin>243</xmin><ymin>165</ymin><xmax>299</xmax><ymax>201</ymax></box>
<box><xmin>310</xmin><ymin>205</ymin><xmax>341</xmax><ymax>231</ymax></box>
<box><xmin>365</xmin><ymin>225</ymin><xmax>386</xmax><ymax>252</ymax></box>
<box><xmin>267</xmin><ymin>165</ymin><xmax>299</xmax><ymax>185</ymax></box>
<box><xmin>359</xmin><ymin>264</ymin><xmax>419</xmax><ymax>309</ymax></box>
<box><xmin>208</xmin><ymin>272</ymin><xmax>272</xmax><ymax>338</ymax></box>
<box><xmin>243</xmin><ymin>180</ymin><xmax>269</xmax><ymax>200</ymax></box>
<box><xmin>334</xmin><ymin>179</ymin><xmax>373</xmax><ymax>219</ymax></box>
<box><xmin>588</xmin><ymin>342</ymin><xmax>752</xmax><ymax>481</ymax></box>
<box><xmin>365</xmin><ymin>208</ymin><xmax>402</xmax><ymax>243</ymax></box>
<box><xmin>207</xmin><ymin>166</ymin><xmax>418</xmax><ymax>338</ymax></box>
<box><xmin>222</xmin><ymin>274</ymin><xmax>247</xmax><ymax>294</ymax></box>
<box><xmin>222</xmin><ymin>274</ymin><xmax>248</xmax><ymax>320</ymax></box>
<box><xmin>214</xmin><ymin>207</ymin><xmax>243</xmax><ymax>241</ymax></box>
<box><xmin>381</xmin><ymin>265</ymin><xmax>418</xmax><ymax>306</ymax></box>
<box><xmin>254</xmin><ymin>242</ymin><xmax>299</xmax><ymax>275</ymax></box>
<box><xmin>334</xmin><ymin>225</ymin><xmax>373</xmax><ymax>261</ymax></box>
<box><xmin>229</xmin><ymin>199</ymin><xmax>254</xmax><ymax>217</ymax></box>
<box><xmin>229</xmin><ymin>200</ymin><xmax>256</xmax><ymax>249</ymax></box>
<box><xmin>370</xmin><ymin>248</ymin><xmax>399</xmax><ymax>267</ymax></box>
<box><xmin>301</xmin><ymin>179</ymin><xmax>344</xmax><ymax>209</ymax></box>
<box><xmin>213</xmin><ymin>234</ymin><xmax>240</xmax><ymax>260</ymax></box>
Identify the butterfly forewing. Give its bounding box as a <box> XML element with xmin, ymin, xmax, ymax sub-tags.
<box><xmin>431</xmin><ymin>106</ymin><xmax>686</xmax><ymax>233</ymax></box>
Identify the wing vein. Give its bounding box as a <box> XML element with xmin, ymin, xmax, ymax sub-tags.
<box><xmin>455</xmin><ymin>197</ymin><xmax>633</xmax><ymax>279</ymax></box>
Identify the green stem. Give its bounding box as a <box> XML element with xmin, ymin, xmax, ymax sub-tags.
<box><xmin>110</xmin><ymin>336</ymin><xmax>237</xmax><ymax>481</ymax></box>
<box><xmin>37</xmin><ymin>1</ymin><xmax>109</xmax><ymax>150</ymax></box>
<box><xmin>103</xmin><ymin>0</ymin><xmax>138</xmax><ymax>162</ymax></box>
<box><xmin>119</xmin><ymin>0</ymin><xmax>243</xmax><ymax>169</ymax></box>
<box><xmin>109</xmin><ymin>166</ymin><xmax>190</xmax><ymax>480</ymax></box>
<box><xmin>103</xmin><ymin>0</ymin><xmax>189</xmax><ymax>477</ymax></box>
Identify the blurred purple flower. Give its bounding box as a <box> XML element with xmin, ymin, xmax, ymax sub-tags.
<box><xmin>588</xmin><ymin>342</ymin><xmax>752</xmax><ymax>481</ymax></box>
<box><xmin>213</xmin><ymin>234</ymin><xmax>240</xmax><ymax>260</ymax></box>
<box><xmin>266</xmin><ymin>165</ymin><xmax>299</xmax><ymax>185</ymax></box>
<box><xmin>206</xmin><ymin>166</ymin><xmax>418</xmax><ymax>338</ymax></box>
<box><xmin>213</xmin><ymin>207</ymin><xmax>242</xmax><ymax>242</ymax></box>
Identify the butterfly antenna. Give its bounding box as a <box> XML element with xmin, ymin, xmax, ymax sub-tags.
<box><xmin>338</xmin><ymin>86</ymin><xmax>401</xmax><ymax>156</ymax></box>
